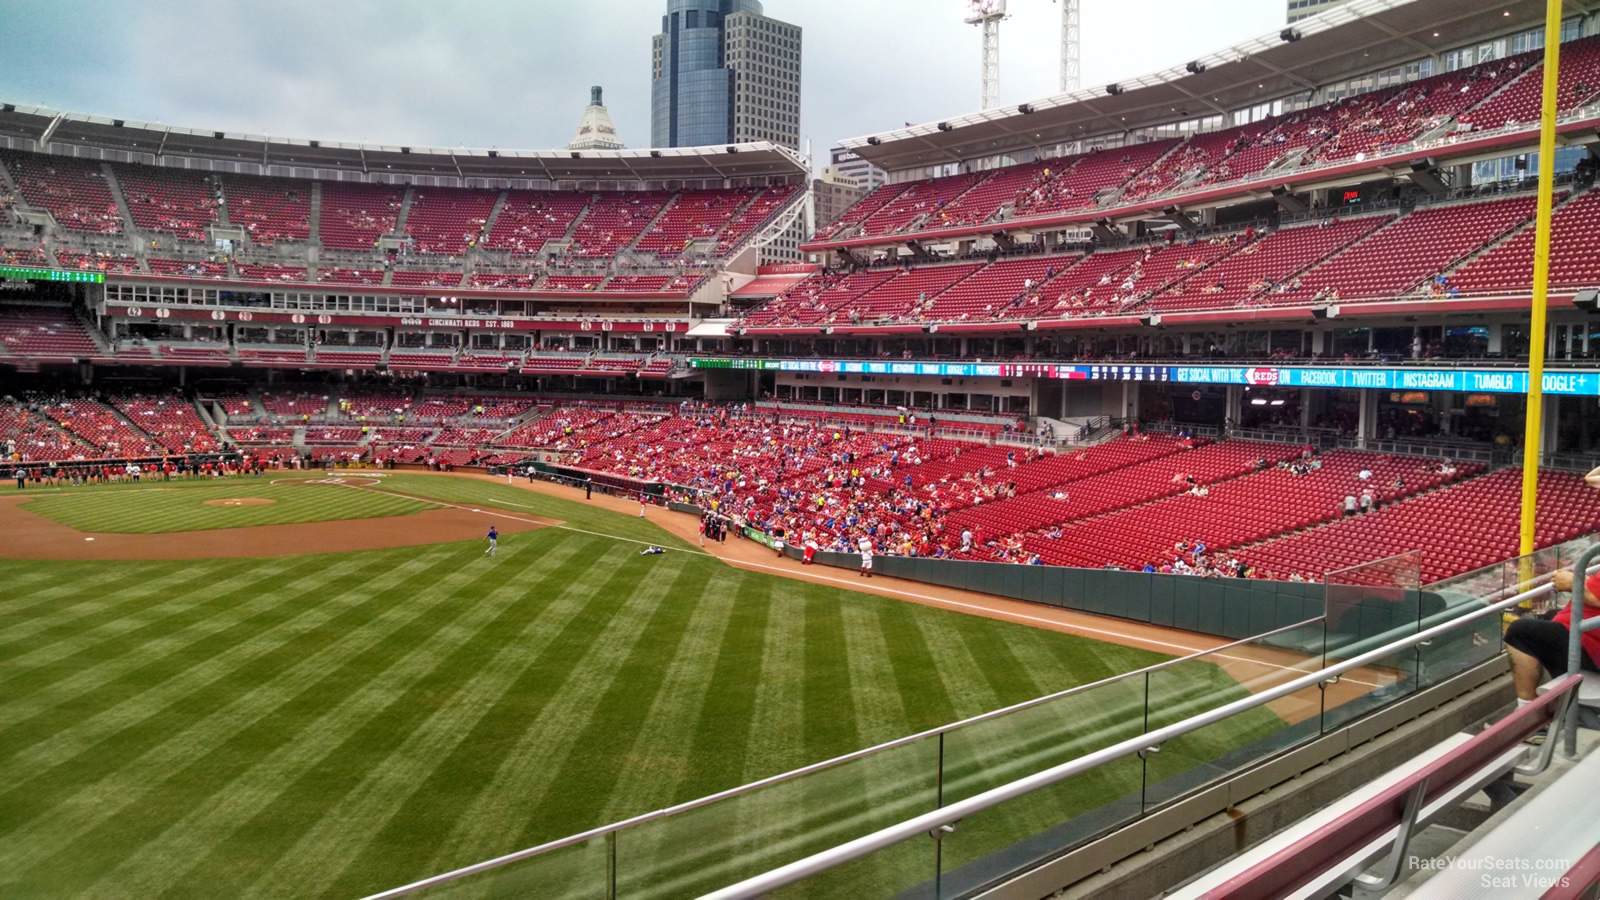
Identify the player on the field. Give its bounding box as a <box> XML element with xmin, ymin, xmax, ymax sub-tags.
<box><xmin>484</xmin><ymin>525</ymin><xmax>498</xmax><ymax>557</ymax></box>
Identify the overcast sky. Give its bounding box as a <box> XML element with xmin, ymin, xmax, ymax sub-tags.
<box><xmin>0</xmin><ymin>0</ymin><xmax>1288</xmax><ymax>163</ymax></box>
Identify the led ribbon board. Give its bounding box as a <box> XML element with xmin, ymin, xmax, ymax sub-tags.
<box><xmin>0</xmin><ymin>266</ymin><xmax>105</xmax><ymax>284</ymax></box>
<box><xmin>689</xmin><ymin>358</ymin><xmax>1600</xmax><ymax>396</ymax></box>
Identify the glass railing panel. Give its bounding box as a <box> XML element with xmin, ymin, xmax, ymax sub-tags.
<box><xmin>619</xmin><ymin>735</ymin><xmax>941</xmax><ymax>899</ymax></box>
<box><xmin>1321</xmin><ymin>552</ymin><xmax>1423</xmax><ymax>730</ymax></box>
<box><xmin>1142</xmin><ymin>618</ymin><xmax>1327</xmax><ymax>809</ymax></box>
<box><xmin>767</xmin><ymin>837</ymin><xmax>937</xmax><ymax>900</ymax></box>
<box><xmin>932</xmin><ymin>678</ymin><xmax>1148</xmax><ymax>892</ymax></box>
<box><xmin>413</xmin><ymin>834</ymin><xmax>610</xmax><ymax>900</ymax></box>
<box><xmin>932</xmin><ymin>755</ymin><xmax>1145</xmax><ymax>898</ymax></box>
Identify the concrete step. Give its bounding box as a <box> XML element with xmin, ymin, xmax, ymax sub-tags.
<box><xmin>99</xmin><ymin>164</ymin><xmax>139</xmax><ymax>236</ymax></box>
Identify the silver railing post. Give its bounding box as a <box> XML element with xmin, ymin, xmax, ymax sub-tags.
<box><xmin>1563</xmin><ymin>543</ymin><xmax>1600</xmax><ymax>758</ymax></box>
<box><xmin>607</xmin><ymin>829</ymin><xmax>618</xmax><ymax>900</ymax></box>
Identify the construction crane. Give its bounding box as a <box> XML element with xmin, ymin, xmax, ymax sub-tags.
<box><xmin>967</xmin><ymin>0</ymin><xmax>1081</xmax><ymax>112</ymax></box>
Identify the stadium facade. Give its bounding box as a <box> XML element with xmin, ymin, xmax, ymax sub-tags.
<box><xmin>1</xmin><ymin>0</ymin><xmax>1598</xmax><ymax>464</ymax></box>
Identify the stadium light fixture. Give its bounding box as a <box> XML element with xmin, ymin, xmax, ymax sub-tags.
<box><xmin>213</xmin><ymin>131</ymin><xmax>225</xmax><ymax>140</ymax></box>
<box><xmin>1186</xmin><ymin>60</ymin><xmax>1206</xmax><ymax>75</ymax></box>
<box><xmin>1105</xmin><ymin>83</ymin><xmax>1124</xmax><ymax>96</ymax></box>
<box><xmin>309</xmin><ymin>140</ymin><xmax>319</xmax><ymax>148</ymax></box>
<box><xmin>937</xmin><ymin>122</ymin><xmax>954</xmax><ymax>132</ymax></box>
<box><xmin>649</xmin><ymin>150</ymin><xmax>661</xmax><ymax>158</ymax></box>
<box><xmin>1280</xmin><ymin>27</ymin><xmax>1302</xmax><ymax>43</ymax></box>
<box><xmin>113</xmin><ymin>119</ymin><xmax>124</xmax><ymax>128</ymax></box>
<box><xmin>571</xmin><ymin>152</ymin><xmax>581</xmax><ymax>159</ymax></box>
<box><xmin>1017</xmin><ymin>103</ymin><xmax>1035</xmax><ymax>114</ymax></box>
<box><xmin>487</xmin><ymin>149</ymin><xmax>497</xmax><ymax>158</ymax></box>
<box><xmin>866</xmin><ymin>137</ymin><xmax>881</xmax><ymax>146</ymax></box>
<box><xmin>400</xmin><ymin>147</ymin><xmax>411</xmax><ymax>154</ymax></box>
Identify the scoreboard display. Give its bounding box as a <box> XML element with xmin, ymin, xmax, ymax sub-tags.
<box><xmin>0</xmin><ymin>265</ymin><xmax>105</xmax><ymax>284</ymax></box>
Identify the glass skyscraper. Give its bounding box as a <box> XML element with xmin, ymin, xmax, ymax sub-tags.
<box><xmin>651</xmin><ymin>0</ymin><xmax>802</xmax><ymax>150</ymax></box>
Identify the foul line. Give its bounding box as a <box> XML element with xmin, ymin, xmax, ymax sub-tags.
<box><xmin>338</xmin><ymin>481</ymin><xmax>1379</xmax><ymax>688</ymax></box>
<box><xmin>7</xmin><ymin>485</ymin><xmax>181</xmax><ymax>497</ymax></box>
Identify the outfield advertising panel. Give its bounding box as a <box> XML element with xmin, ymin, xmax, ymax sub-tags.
<box><xmin>793</xmin><ymin>546</ymin><xmax>1333</xmax><ymax>645</ymax></box>
<box><xmin>689</xmin><ymin>358</ymin><xmax>1600</xmax><ymax>396</ymax></box>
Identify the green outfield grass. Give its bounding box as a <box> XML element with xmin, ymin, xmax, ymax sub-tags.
<box><xmin>19</xmin><ymin>479</ymin><xmax>436</xmax><ymax>533</ymax></box>
<box><xmin>0</xmin><ymin>474</ymin><xmax>1283</xmax><ymax>898</ymax></box>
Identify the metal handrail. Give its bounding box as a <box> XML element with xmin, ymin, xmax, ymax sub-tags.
<box><xmin>1335</xmin><ymin>438</ymin><xmax>1496</xmax><ymax>465</ymax></box>
<box><xmin>361</xmin><ymin>616</ymin><xmax>1323</xmax><ymax>899</ymax></box>
<box><xmin>699</xmin><ymin>577</ymin><xmax>1564</xmax><ymax>899</ymax></box>
<box><xmin>1564</xmin><ymin>544</ymin><xmax>1600</xmax><ymax>758</ymax></box>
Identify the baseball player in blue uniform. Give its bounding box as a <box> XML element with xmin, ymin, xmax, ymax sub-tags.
<box><xmin>485</xmin><ymin>526</ymin><xmax>498</xmax><ymax>557</ymax></box>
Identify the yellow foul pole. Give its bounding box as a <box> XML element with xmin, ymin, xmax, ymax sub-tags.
<box><xmin>1519</xmin><ymin>0</ymin><xmax>1564</xmax><ymax>560</ymax></box>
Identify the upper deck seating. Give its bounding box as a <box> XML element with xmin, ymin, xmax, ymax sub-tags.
<box><xmin>319</xmin><ymin>182</ymin><xmax>404</xmax><ymax>250</ymax></box>
<box><xmin>1</xmin><ymin>151</ymin><xmax>123</xmax><ymax>233</ymax></box>
<box><xmin>221</xmin><ymin>173</ymin><xmax>311</xmax><ymax>245</ymax></box>
<box><xmin>114</xmin><ymin>165</ymin><xmax>219</xmax><ymax>241</ymax></box>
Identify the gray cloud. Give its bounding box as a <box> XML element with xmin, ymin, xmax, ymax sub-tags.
<box><xmin>1</xmin><ymin>0</ymin><xmax>1287</xmax><ymax>164</ymax></box>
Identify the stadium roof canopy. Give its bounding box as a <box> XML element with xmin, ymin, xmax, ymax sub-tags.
<box><xmin>841</xmin><ymin>0</ymin><xmax>1560</xmax><ymax>172</ymax></box>
<box><xmin>0</xmin><ymin>104</ymin><xmax>808</xmax><ymax>183</ymax></box>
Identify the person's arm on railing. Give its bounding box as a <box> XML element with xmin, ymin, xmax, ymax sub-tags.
<box><xmin>1550</xmin><ymin>569</ymin><xmax>1600</xmax><ymax>608</ymax></box>
<box><xmin>1585</xmin><ymin>464</ymin><xmax>1600</xmax><ymax>491</ymax></box>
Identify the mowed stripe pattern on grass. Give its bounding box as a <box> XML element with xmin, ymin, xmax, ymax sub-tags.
<box><xmin>0</xmin><ymin>522</ymin><xmax>1190</xmax><ymax>898</ymax></box>
<box><xmin>0</xmin><ymin>474</ymin><xmax>1285</xmax><ymax>899</ymax></box>
<box><xmin>19</xmin><ymin>480</ymin><xmax>435</xmax><ymax>533</ymax></box>
<box><xmin>366</xmin><ymin>473</ymin><xmax>687</xmax><ymax>547</ymax></box>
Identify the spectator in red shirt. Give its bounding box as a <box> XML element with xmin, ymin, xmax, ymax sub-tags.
<box><xmin>1505</xmin><ymin>568</ymin><xmax>1600</xmax><ymax>707</ymax></box>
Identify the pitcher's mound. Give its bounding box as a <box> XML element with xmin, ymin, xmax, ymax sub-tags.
<box><xmin>204</xmin><ymin>498</ymin><xmax>278</xmax><ymax>507</ymax></box>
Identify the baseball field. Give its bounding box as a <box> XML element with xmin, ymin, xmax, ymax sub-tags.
<box><xmin>0</xmin><ymin>472</ymin><xmax>1284</xmax><ymax>898</ymax></box>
